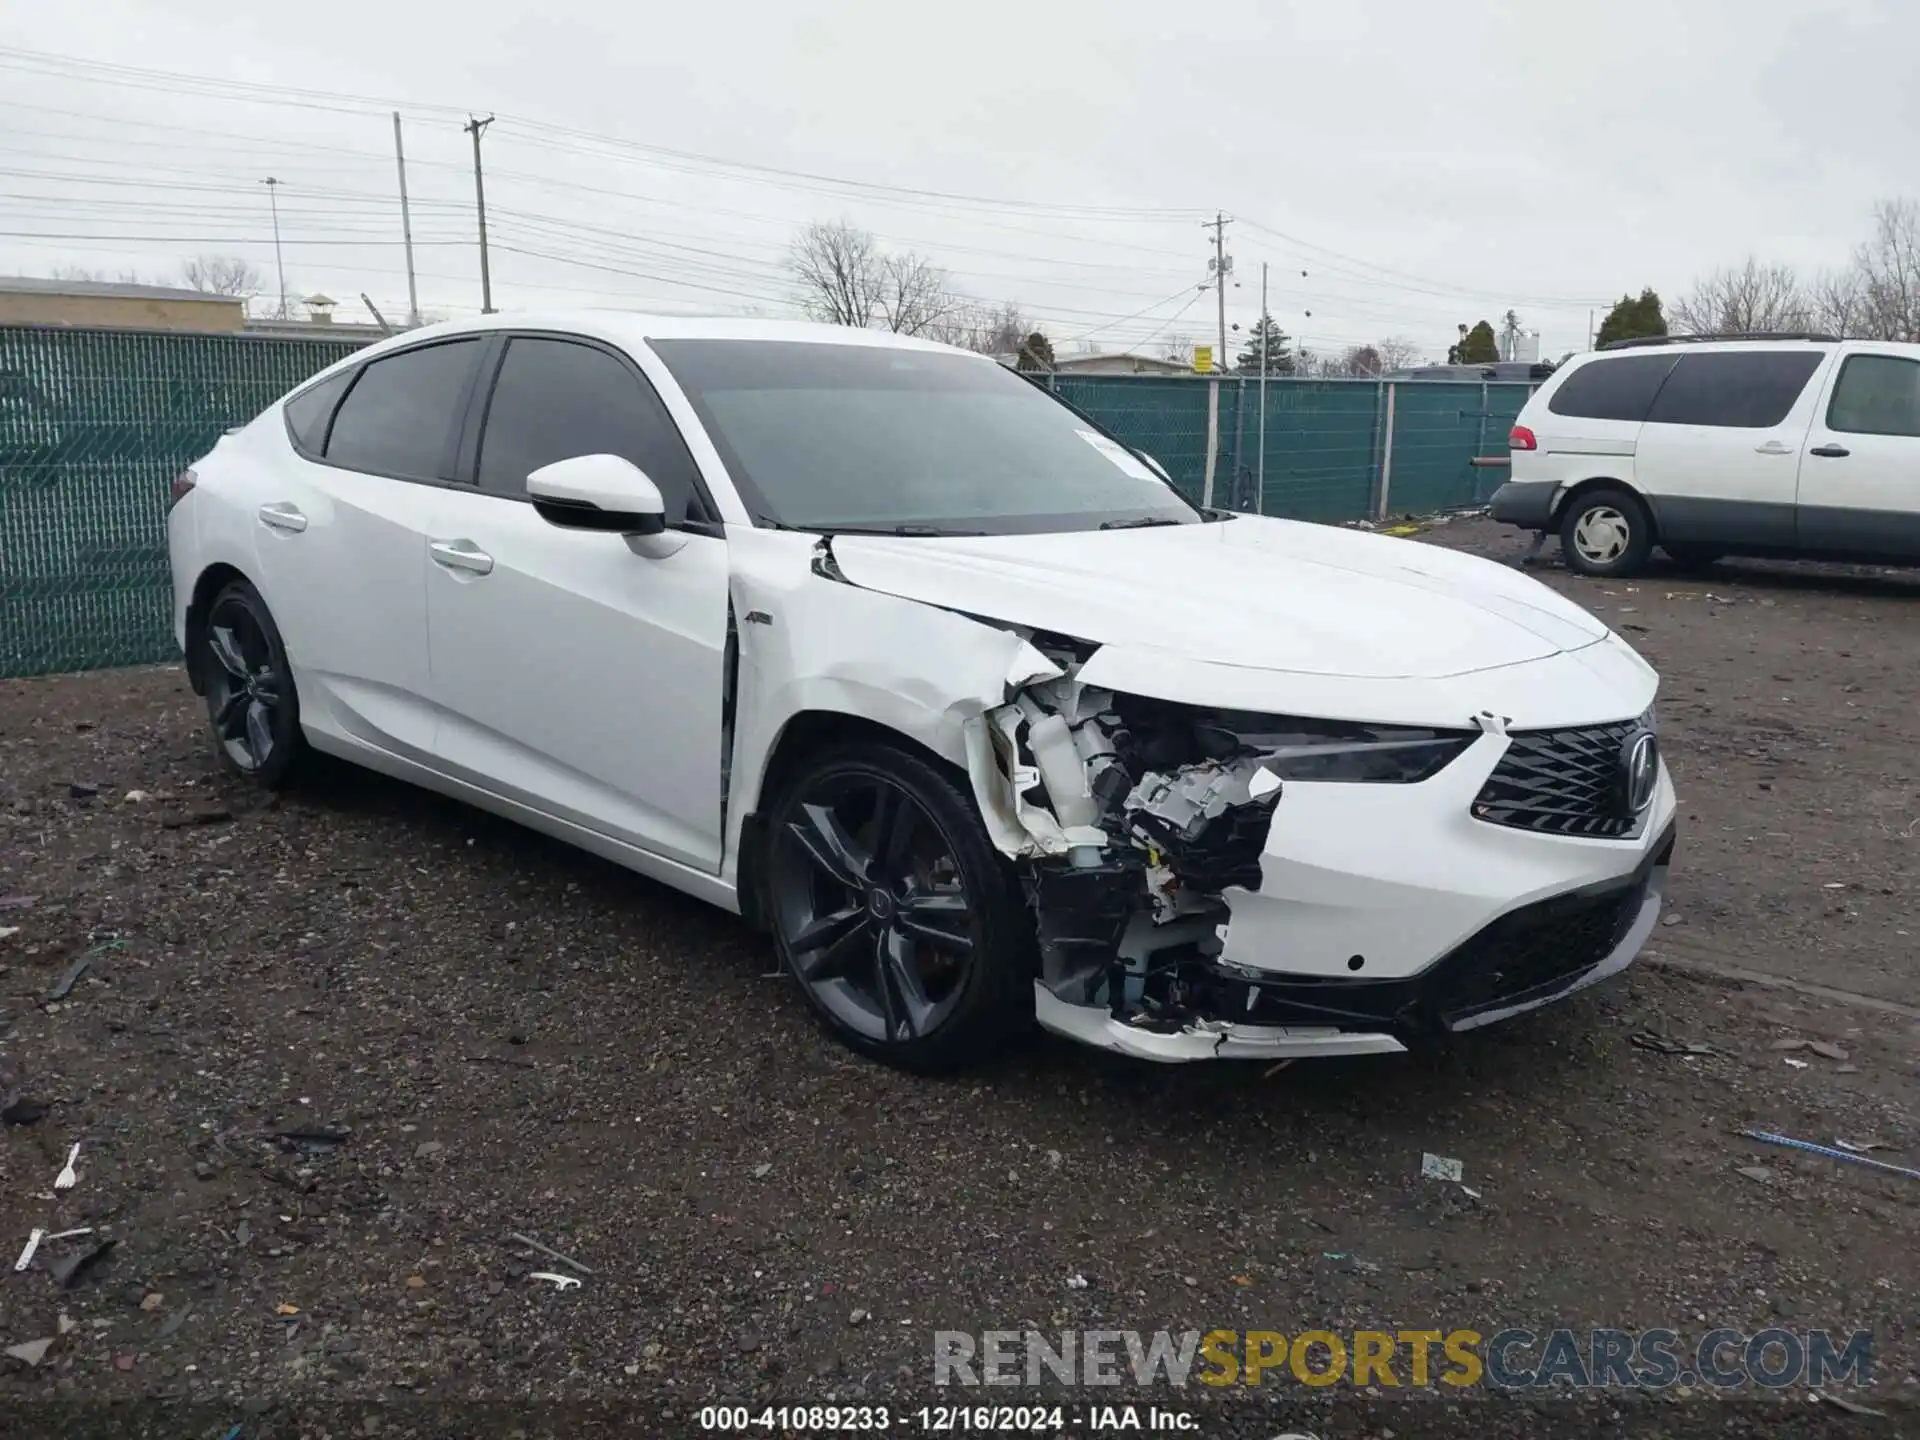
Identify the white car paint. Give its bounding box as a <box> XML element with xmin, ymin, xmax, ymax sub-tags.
<box><xmin>170</xmin><ymin>310</ymin><xmax>1676</xmax><ymax>1066</ymax></box>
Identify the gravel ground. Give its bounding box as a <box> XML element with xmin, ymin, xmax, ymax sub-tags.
<box><xmin>1</xmin><ymin>519</ymin><xmax>1916</xmax><ymax>1439</ymax></box>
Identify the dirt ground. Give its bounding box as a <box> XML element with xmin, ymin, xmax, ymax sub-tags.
<box><xmin>1</xmin><ymin>519</ymin><xmax>1916</xmax><ymax>1440</ymax></box>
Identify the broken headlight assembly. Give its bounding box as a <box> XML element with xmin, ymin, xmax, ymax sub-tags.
<box><xmin>1191</xmin><ymin>713</ymin><xmax>1479</xmax><ymax>784</ymax></box>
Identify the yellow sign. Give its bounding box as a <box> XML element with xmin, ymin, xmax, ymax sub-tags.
<box><xmin>1192</xmin><ymin>345</ymin><xmax>1213</xmax><ymax>374</ymax></box>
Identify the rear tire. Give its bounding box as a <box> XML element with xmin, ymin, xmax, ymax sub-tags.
<box><xmin>197</xmin><ymin>578</ymin><xmax>306</xmax><ymax>790</ymax></box>
<box><xmin>1560</xmin><ymin>487</ymin><xmax>1654</xmax><ymax>578</ymax></box>
<box><xmin>761</xmin><ymin>743</ymin><xmax>1033</xmax><ymax>1073</ymax></box>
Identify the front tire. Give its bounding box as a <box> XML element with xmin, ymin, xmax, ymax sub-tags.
<box><xmin>1560</xmin><ymin>487</ymin><xmax>1654</xmax><ymax>578</ymax></box>
<box><xmin>762</xmin><ymin>744</ymin><xmax>1033</xmax><ymax>1073</ymax></box>
<box><xmin>198</xmin><ymin>578</ymin><xmax>306</xmax><ymax>789</ymax></box>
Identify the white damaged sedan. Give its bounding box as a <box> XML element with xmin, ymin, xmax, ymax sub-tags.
<box><xmin>167</xmin><ymin>313</ymin><xmax>1676</xmax><ymax>1070</ymax></box>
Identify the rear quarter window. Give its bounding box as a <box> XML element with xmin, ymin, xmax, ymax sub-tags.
<box><xmin>1644</xmin><ymin>351</ymin><xmax>1826</xmax><ymax>428</ymax></box>
<box><xmin>283</xmin><ymin>369</ymin><xmax>355</xmax><ymax>456</ymax></box>
<box><xmin>1546</xmin><ymin>354</ymin><xmax>1679</xmax><ymax>422</ymax></box>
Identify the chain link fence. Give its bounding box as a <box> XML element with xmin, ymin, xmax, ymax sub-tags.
<box><xmin>2</xmin><ymin>326</ymin><xmax>1535</xmax><ymax>679</ymax></box>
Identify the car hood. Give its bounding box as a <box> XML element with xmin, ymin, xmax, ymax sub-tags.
<box><xmin>828</xmin><ymin>516</ymin><xmax>1610</xmax><ymax>680</ymax></box>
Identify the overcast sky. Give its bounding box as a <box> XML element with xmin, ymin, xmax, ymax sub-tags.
<box><xmin>2</xmin><ymin>0</ymin><xmax>1913</xmax><ymax>361</ymax></box>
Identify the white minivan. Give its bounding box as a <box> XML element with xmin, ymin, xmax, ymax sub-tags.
<box><xmin>1490</xmin><ymin>334</ymin><xmax>1920</xmax><ymax>577</ymax></box>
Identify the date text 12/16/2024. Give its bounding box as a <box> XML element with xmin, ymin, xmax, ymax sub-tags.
<box><xmin>698</xmin><ymin>1404</ymin><xmax>1206</xmax><ymax>1431</ymax></box>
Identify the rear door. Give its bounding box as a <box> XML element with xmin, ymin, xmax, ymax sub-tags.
<box><xmin>1795</xmin><ymin>346</ymin><xmax>1920</xmax><ymax>558</ymax></box>
<box><xmin>424</xmin><ymin>332</ymin><xmax>732</xmax><ymax>871</ymax></box>
<box><xmin>1520</xmin><ymin>352</ymin><xmax>1675</xmax><ymax>486</ymax></box>
<box><xmin>1631</xmin><ymin>348</ymin><xmax>1830</xmax><ymax>549</ymax></box>
<box><xmin>261</xmin><ymin>336</ymin><xmax>486</xmax><ymax>762</ymax></box>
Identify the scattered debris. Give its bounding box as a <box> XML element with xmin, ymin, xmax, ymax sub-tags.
<box><xmin>751</xmin><ymin>1162</ymin><xmax>772</xmax><ymax>1179</ymax></box>
<box><xmin>1630</xmin><ymin>1031</ymin><xmax>1718</xmax><ymax>1057</ymax></box>
<box><xmin>1420</xmin><ymin>1153</ymin><xmax>1464</xmax><ymax>1183</ymax></box>
<box><xmin>13</xmin><ymin>1229</ymin><xmax>45</xmax><ymax>1273</ymax></box>
<box><xmin>45</xmin><ymin>1228</ymin><xmax>93</xmax><ymax>1242</ymax></box>
<box><xmin>413</xmin><ymin>1141</ymin><xmax>445</xmax><ymax>1160</ymax></box>
<box><xmin>1261</xmin><ymin>1060</ymin><xmax>1294</xmax><ymax>1078</ymax></box>
<box><xmin>1739</xmin><ymin>1129</ymin><xmax>1920</xmax><ymax>1182</ymax></box>
<box><xmin>1229</xmin><ymin>1275</ymin><xmax>1252</xmax><ymax>1286</ymax></box>
<box><xmin>55</xmin><ymin>1314</ymin><xmax>75</xmax><ymax>1336</ymax></box>
<box><xmin>848</xmin><ymin>1309</ymin><xmax>870</xmax><ymax>1326</ymax></box>
<box><xmin>113</xmin><ymin>1354</ymin><xmax>134</xmax><ymax>1371</ymax></box>
<box><xmin>0</xmin><ymin>927</ymin><xmax>17</xmax><ymax>943</ymax></box>
<box><xmin>1813</xmin><ymin>1391</ymin><xmax>1887</xmax><ymax>1418</ymax></box>
<box><xmin>508</xmin><ymin>1231</ymin><xmax>595</xmax><ymax>1276</ymax></box>
<box><xmin>1807</xmin><ymin>1041</ymin><xmax>1850</xmax><ymax>1062</ymax></box>
<box><xmin>527</xmin><ymin>1271</ymin><xmax>581</xmax><ymax>1291</ymax></box>
<box><xmin>464</xmin><ymin>1054</ymin><xmax>535</xmax><ymax>1069</ymax></box>
<box><xmin>276</xmin><ymin>1127</ymin><xmax>349</xmax><ymax>1153</ymax></box>
<box><xmin>1835</xmin><ymin>1139</ymin><xmax>1888</xmax><ymax>1154</ymax></box>
<box><xmin>405</xmin><ymin>1275</ymin><xmax>427</xmax><ymax>1290</ymax></box>
<box><xmin>1</xmin><ymin>1097</ymin><xmax>48</xmax><ymax>1127</ymax></box>
<box><xmin>123</xmin><ymin>789</ymin><xmax>149</xmax><ymax>804</ymax></box>
<box><xmin>5</xmin><ymin>1338</ymin><xmax>55</xmax><ymax>1368</ymax></box>
<box><xmin>51</xmin><ymin>1238</ymin><xmax>116</xmax><ymax>1289</ymax></box>
<box><xmin>54</xmin><ymin>1142</ymin><xmax>80</xmax><ymax>1190</ymax></box>
<box><xmin>1735</xmin><ymin>1166</ymin><xmax>1773</xmax><ymax>1184</ymax></box>
<box><xmin>44</xmin><ymin>956</ymin><xmax>93</xmax><ymax>1004</ymax></box>
<box><xmin>275</xmin><ymin>1303</ymin><xmax>299</xmax><ymax>1316</ymax></box>
<box><xmin>161</xmin><ymin>808</ymin><xmax>233</xmax><ymax>829</ymax></box>
<box><xmin>139</xmin><ymin>1292</ymin><xmax>163</xmax><ymax>1312</ymax></box>
<box><xmin>67</xmin><ymin>781</ymin><xmax>98</xmax><ymax>800</ymax></box>
<box><xmin>158</xmin><ymin>1308</ymin><xmax>190</xmax><ymax>1339</ymax></box>
<box><xmin>1065</xmin><ymin>1274</ymin><xmax>1089</xmax><ymax>1290</ymax></box>
<box><xmin>1769</xmin><ymin>1038</ymin><xmax>1809</xmax><ymax>1052</ymax></box>
<box><xmin>1783</xmin><ymin>1058</ymin><xmax>1810</xmax><ymax>1070</ymax></box>
<box><xmin>0</xmin><ymin>895</ymin><xmax>38</xmax><ymax>910</ymax></box>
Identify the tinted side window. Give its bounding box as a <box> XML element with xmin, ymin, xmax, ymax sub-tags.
<box><xmin>324</xmin><ymin>339</ymin><xmax>481</xmax><ymax>480</ymax></box>
<box><xmin>476</xmin><ymin>337</ymin><xmax>700</xmax><ymax>519</ymax></box>
<box><xmin>1827</xmin><ymin>354</ymin><xmax>1920</xmax><ymax>437</ymax></box>
<box><xmin>283</xmin><ymin>369</ymin><xmax>354</xmax><ymax>455</ymax></box>
<box><xmin>1546</xmin><ymin>354</ymin><xmax>1678</xmax><ymax>422</ymax></box>
<box><xmin>1644</xmin><ymin>351</ymin><xmax>1825</xmax><ymax>428</ymax></box>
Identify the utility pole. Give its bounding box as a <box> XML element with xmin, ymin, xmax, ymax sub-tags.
<box><xmin>1203</xmin><ymin>213</ymin><xmax>1233</xmax><ymax>367</ymax></box>
<box><xmin>464</xmin><ymin>114</ymin><xmax>495</xmax><ymax>314</ymax></box>
<box><xmin>1256</xmin><ymin>260</ymin><xmax>1269</xmax><ymax>516</ymax></box>
<box><xmin>1588</xmin><ymin>308</ymin><xmax>1596</xmax><ymax>350</ymax></box>
<box><xmin>260</xmin><ymin>176</ymin><xmax>287</xmax><ymax>320</ymax></box>
<box><xmin>393</xmin><ymin>112</ymin><xmax>420</xmax><ymax>328</ymax></box>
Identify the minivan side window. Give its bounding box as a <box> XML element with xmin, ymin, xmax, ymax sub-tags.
<box><xmin>475</xmin><ymin>336</ymin><xmax>702</xmax><ymax>520</ymax></box>
<box><xmin>1643</xmin><ymin>351</ymin><xmax>1826</xmax><ymax>429</ymax></box>
<box><xmin>283</xmin><ymin>368</ymin><xmax>355</xmax><ymax>456</ymax></box>
<box><xmin>1826</xmin><ymin>354</ymin><xmax>1920</xmax><ymax>438</ymax></box>
<box><xmin>1546</xmin><ymin>354</ymin><xmax>1678</xmax><ymax>422</ymax></box>
<box><xmin>324</xmin><ymin>339</ymin><xmax>482</xmax><ymax>481</ymax></box>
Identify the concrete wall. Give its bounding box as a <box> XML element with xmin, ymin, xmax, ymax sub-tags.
<box><xmin>0</xmin><ymin>292</ymin><xmax>245</xmax><ymax>334</ymax></box>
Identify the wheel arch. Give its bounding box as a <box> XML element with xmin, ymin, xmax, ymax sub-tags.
<box><xmin>182</xmin><ymin>561</ymin><xmax>253</xmax><ymax>695</ymax></box>
<box><xmin>1554</xmin><ymin>477</ymin><xmax>1663</xmax><ymax>542</ymax></box>
<box><xmin>734</xmin><ymin>707</ymin><xmax>971</xmax><ymax>933</ymax></box>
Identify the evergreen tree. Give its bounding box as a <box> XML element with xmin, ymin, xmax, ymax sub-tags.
<box><xmin>1456</xmin><ymin>320</ymin><xmax>1499</xmax><ymax>364</ymax></box>
<box><xmin>1015</xmin><ymin>331</ymin><xmax>1056</xmax><ymax>372</ymax></box>
<box><xmin>1234</xmin><ymin>312</ymin><xmax>1294</xmax><ymax>375</ymax></box>
<box><xmin>1594</xmin><ymin>289</ymin><xmax>1668</xmax><ymax>348</ymax></box>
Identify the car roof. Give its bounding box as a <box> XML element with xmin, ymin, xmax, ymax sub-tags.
<box><xmin>351</xmin><ymin>309</ymin><xmax>988</xmax><ymax>364</ymax></box>
<box><xmin>1586</xmin><ymin>335</ymin><xmax>1920</xmax><ymax>359</ymax></box>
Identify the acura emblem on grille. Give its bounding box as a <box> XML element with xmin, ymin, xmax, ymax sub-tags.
<box><xmin>1619</xmin><ymin>731</ymin><xmax>1659</xmax><ymax>816</ymax></box>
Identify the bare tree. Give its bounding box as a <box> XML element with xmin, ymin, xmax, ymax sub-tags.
<box><xmin>1376</xmin><ymin>336</ymin><xmax>1423</xmax><ymax>371</ymax></box>
<box><xmin>1670</xmin><ymin>257</ymin><xmax>1809</xmax><ymax>335</ymax></box>
<box><xmin>1338</xmin><ymin>344</ymin><xmax>1384</xmax><ymax>377</ymax></box>
<box><xmin>930</xmin><ymin>299</ymin><xmax>1028</xmax><ymax>354</ymax></box>
<box><xmin>1162</xmin><ymin>333</ymin><xmax>1196</xmax><ymax>367</ymax></box>
<box><xmin>1805</xmin><ymin>267</ymin><xmax>1866</xmax><ymax>338</ymax></box>
<box><xmin>789</xmin><ymin>220</ymin><xmax>960</xmax><ymax>336</ymax></box>
<box><xmin>1854</xmin><ymin>198</ymin><xmax>1920</xmax><ymax>342</ymax></box>
<box><xmin>51</xmin><ymin>264</ymin><xmax>145</xmax><ymax>284</ymax></box>
<box><xmin>180</xmin><ymin>254</ymin><xmax>262</xmax><ymax>298</ymax></box>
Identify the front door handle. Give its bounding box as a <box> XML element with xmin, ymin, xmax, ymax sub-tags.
<box><xmin>258</xmin><ymin>502</ymin><xmax>308</xmax><ymax>533</ymax></box>
<box><xmin>429</xmin><ymin>538</ymin><xmax>494</xmax><ymax>575</ymax></box>
<box><xmin>1809</xmin><ymin>444</ymin><xmax>1851</xmax><ymax>458</ymax></box>
<box><xmin>1754</xmin><ymin>440</ymin><xmax>1794</xmax><ymax>455</ymax></box>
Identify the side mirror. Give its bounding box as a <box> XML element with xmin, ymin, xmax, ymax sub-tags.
<box><xmin>526</xmin><ymin>453</ymin><xmax>667</xmax><ymax>535</ymax></box>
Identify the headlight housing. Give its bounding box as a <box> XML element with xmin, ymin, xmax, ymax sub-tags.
<box><xmin>1194</xmin><ymin>712</ymin><xmax>1479</xmax><ymax>784</ymax></box>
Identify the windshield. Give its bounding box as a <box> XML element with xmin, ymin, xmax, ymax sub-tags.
<box><xmin>648</xmin><ymin>338</ymin><xmax>1202</xmax><ymax>535</ymax></box>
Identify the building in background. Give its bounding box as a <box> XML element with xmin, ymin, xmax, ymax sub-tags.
<box><xmin>243</xmin><ymin>294</ymin><xmax>391</xmax><ymax>342</ymax></box>
<box><xmin>0</xmin><ymin>277</ymin><xmax>244</xmax><ymax>333</ymax></box>
<box><xmin>1050</xmin><ymin>350</ymin><xmax>1192</xmax><ymax>376</ymax></box>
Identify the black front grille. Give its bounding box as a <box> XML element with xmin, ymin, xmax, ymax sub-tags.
<box><xmin>1473</xmin><ymin>720</ymin><xmax>1643</xmax><ymax>838</ymax></box>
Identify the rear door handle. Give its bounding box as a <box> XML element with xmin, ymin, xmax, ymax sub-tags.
<box><xmin>1753</xmin><ymin>440</ymin><xmax>1794</xmax><ymax>455</ymax></box>
<box><xmin>258</xmin><ymin>502</ymin><xmax>308</xmax><ymax>533</ymax></box>
<box><xmin>1809</xmin><ymin>444</ymin><xmax>1851</xmax><ymax>458</ymax></box>
<box><xmin>429</xmin><ymin>538</ymin><xmax>494</xmax><ymax>575</ymax></box>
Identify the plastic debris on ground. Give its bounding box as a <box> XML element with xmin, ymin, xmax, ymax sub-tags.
<box><xmin>1740</xmin><ymin>1129</ymin><xmax>1920</xmax><ymax>1183</ymax></box>
<box><xmin>4</xmin><ymin>1338</ymin><xmax>54</xmax><ymax>1368</ymax></box>
<box><xmin>528</xmin><ymin>1271</ymin><xmax>581</xmax><ymax>1290</ymax></box>
<box><xmin>53</xmin><ymin>1143</ymin><xmax>80</xmax><ymax>1190</ymax></box>
<box><xmin>1420</xmin><ymin>1153</ymin><xmax>1465</xmax><ymax>1183</ymax></box>
<box><xmin>1630</xmin><ymin>1031</ymin><xmax>1718</xmax><ymax>1057</ymax></box>
<box><xmin>508</xmin><ymin>1231</ymin><xmax>595</xmax><ymax>1276</ymax></box>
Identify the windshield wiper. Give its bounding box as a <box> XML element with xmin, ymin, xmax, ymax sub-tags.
<box><xmin>816</xmin><ymin>522</ymin><xmax>987</xmax><ymax>537</ymax></box>
<box><xmin>1098</xmin><ymin>515</ymin><xmax>1184</xmax><ymax>530</ymax></box>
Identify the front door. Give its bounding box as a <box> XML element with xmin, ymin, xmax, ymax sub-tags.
<box><xmin>424</xmin><ymin>333</ymin><xmax>731</xmax><ymax>872</ymax></box>
<box><xmin>1796</xmin><ymin>347</ymin><xmax>1920</xmax><ymax>560</ymax></box>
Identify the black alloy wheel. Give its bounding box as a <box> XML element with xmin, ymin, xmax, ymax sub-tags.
<box><xmin>765</xmin><ymin>745</ymin><xmax>1030</xmax><ymax>1071</ymax></box>
<box><xmin>200</xmin><ymin>579</ymin><xmax>304</xmax><ymax>787</ymax></box>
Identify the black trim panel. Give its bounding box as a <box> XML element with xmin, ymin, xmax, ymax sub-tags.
<box><xmin>1488</xmin><ymin>479</ymin><xmax>1559</xmax><ymax>530</ymax></box>
<box><xmin>1648</xmin><ymin>495</ymin><xmax>1795</xmax><ymax>548</ymax></box>
<box><xmin>1795</xmin><ymin>504</ymin><xmax>1920</xmax><ymax>562</ymax></box>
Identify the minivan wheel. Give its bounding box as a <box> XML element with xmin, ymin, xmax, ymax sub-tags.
<box><xmin>1560</xmin><ymin>488</ymin><xmax>1654</xmax><ymax>577</ymax></box>
<box><xmin>199</xmin><ymin>578</ymin><xmax>306</xmax><ymax>789</ymax></box>
<box><xmin>763</xmin><ymin>744</ymin><xmax>1032</xmax><ymax>1073</ymax></box>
